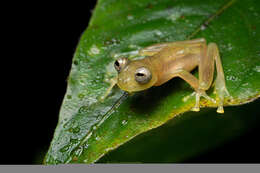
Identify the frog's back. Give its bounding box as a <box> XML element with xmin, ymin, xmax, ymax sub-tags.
<box><xmin>148</xmin><ymin>44</ymin><xmax>201</xmax><ymax>84</ymax></box>
<box><xmin>151</xmin><ymin>43</ymin><xmax>201</xmax><ymax>61</ymax></box>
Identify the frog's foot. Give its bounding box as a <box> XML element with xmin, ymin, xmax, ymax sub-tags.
<box><xmin>214</xmin><ymin>76</ymin><xmax>231</xmax><ymax>113</ymax></box>
<box><xmin>191</xmin><ymin>89</ymin><xmax>216</xmax><ymax>112</ymax></box>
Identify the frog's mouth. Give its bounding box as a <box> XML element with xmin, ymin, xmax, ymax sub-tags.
<box><xmin>117</xmin><ymin>76</ymin><xmax>156</xmax><ymax>93</ymax></box>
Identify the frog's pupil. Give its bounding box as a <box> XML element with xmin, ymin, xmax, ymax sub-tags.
<box><xmin>136</xmin><ymin>73</ymin><xmax>145</xmax><ymax>76</ymax></box>
<box><xmin>115</xmin><ymin>60</ymin><xmax>120</xmax><ymax>67</ymax></box>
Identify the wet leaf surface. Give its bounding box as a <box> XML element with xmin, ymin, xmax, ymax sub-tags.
<box><xmin>45</xmin><ymin>0</ymin><xmax>260</xmax><ymax>164</ymax></box>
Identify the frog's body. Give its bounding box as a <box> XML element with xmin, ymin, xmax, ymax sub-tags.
<box><xmin>106</xmin><ymin>38</ymin><xmax>230</xmax><ymax>113</ymax></box>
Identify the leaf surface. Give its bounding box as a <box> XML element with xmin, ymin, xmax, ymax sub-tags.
<box><xmin>45</xmin><ymin>0</ymin><xmax>260</xmax><ymax>164</ymax></box>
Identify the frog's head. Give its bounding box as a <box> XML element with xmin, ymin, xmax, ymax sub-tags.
<box><xmin>114</xmin><ymin>57</ymin><xmax>157</xmax><ymax>93</ymax></box>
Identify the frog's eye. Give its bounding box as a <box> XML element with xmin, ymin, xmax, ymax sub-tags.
<box><xmin>114</xmin><ymin>57</ymin><xmax>130</xmax><ymax>72</ymax></box>
<box><xmin>135</xmin><ymin>67</ymin><xmax>152</xmax><ymax>84</ymax></box>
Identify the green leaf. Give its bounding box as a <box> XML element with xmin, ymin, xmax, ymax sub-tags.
<box><xmin>44</xmin><ymin>0</ymin><xmax>260</xmax><ymax>164</ymax></box>
<box><xmin>98</xmin><ymin>99</ymin><xmax>260</xmax><ymax>163</ymax></box>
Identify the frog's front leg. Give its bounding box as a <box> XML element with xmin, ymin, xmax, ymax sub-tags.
<box><xmin>197</xmin><ymin>42</ymin><xmax>230</xmax><ymax>113</ymax></box>
<box><xmin>165</xmin><ymin>69</ymin><xmax>216</xmax><ymax>112</ymax></box>
<box><xmin>100</xmin><ymin>77</ymin><xmax>117</xmax><ymax>101</ymax></box>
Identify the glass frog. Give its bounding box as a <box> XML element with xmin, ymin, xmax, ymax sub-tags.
<box><xmin>105</xmin><ymin>38</ymin><xmax>230</xmax><ymax>113</ymax></box>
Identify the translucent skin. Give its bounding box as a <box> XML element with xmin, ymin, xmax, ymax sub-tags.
<box><xmin>115</xmin><ymin>38</ymin><xmax>230</xmax><ymax>113</ymax></box>
<box><xmin>117</xmin><ymin>39</ymin><xmax>203</xmax><ymax>92</ymax></box>
<box><xmin>117</xmin><ymin>58</ymin><xmax>158</xmax><ymax>92</ymax></box>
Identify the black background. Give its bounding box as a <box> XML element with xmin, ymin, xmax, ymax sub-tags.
<box><xmin>2</xmin><ymin>1</ymin><xmax>260</xmax><ymax>164</ymax></box>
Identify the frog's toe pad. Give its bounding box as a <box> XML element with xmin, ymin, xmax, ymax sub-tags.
<box><xmin>217</xmin><ymin>106</ymin><xmax>224</xmax><ymax>113</ymax></box>
<box><xmin>191</xmin><ymin>107</ymin><xmax>200</xmax><ymax>112</ymax></box>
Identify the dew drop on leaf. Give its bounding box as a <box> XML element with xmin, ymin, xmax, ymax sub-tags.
<box><xmin>121</xmin><ymin>120</ymin><xmax>128</xmax><ymax>125</ymax></box>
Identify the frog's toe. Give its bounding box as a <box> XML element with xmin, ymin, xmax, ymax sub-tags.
<box><xmin>217</xmin><ymin>105</ymin><xmax>224</xmax><ymax>114</ymax></box>
<box><xmin>191</xmin><ymin>106</ymin><xmax>200</xmax><ymax>112</ymax></box>
<box><xmin>215</xmin><ymin>85</ymin><xmax>230</xmax><ymax>113</ymax></box>
<box><xmin>200</xmin><ymin>91</ymin><xmax>216</xmax><ymax>104</ymax></box>
<box><xmin>191</xmin><ymin>91</ymin><xmax>201</xmax><ymax>112</ymax></box>
<box><xmin>191</xmin><ymin>90</ymin><xmax>216</xmax><ymax>112</ymax></box>
<box><xmin>215</xmin><ymin>91</ymin><xmax>230</xmax><ymax>114</ymax></box>
<box><xmin>214</xmin><ymin>75</ymin><xmax>232</xmax><ymax>113</ymax></box>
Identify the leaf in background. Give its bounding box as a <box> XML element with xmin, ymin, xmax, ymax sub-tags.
<box><xmin>44</xmin><ymin>0</ymin><xmax>260</xmax><ymax>164</ymax></box>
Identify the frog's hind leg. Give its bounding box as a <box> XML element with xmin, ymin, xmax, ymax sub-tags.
<box><xmin>194</xmin><ymin>42</ymin><xmax>230</xmax><ymax>113</ymax></box>
<box><xmin>210</xmin><ymin>43</ymin><xmax>230</xmax><ymax>113</ymax></box>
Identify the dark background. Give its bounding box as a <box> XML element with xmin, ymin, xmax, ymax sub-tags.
<box><xmin>2</xmin><ymin>1</ymin><xmax>260</xmax><ymax>164</ymax></box>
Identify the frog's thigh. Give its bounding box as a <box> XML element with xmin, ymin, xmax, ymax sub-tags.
<box><xmin>199</xmin><ymin>43</ymin><xmax>230</xmax><ymax>113</ymax></box>
<box><xmin>139</xmin><ymin>38</ymin><xmax>206</xmax><ymax>56</ymax></box>
<box><xmin>198</xmin><ymin>43</ymin><xmax>215</xmax><ymax>90</ymax></box>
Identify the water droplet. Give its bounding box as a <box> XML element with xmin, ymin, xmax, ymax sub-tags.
<box><xmin>69</xmin><ymin>127</ymin><xmax>80</xmax><ymax>134</ymax></box>
<box><xmin>167</xmin><ymin>12</ymin><xmax>181</xmax><ymax>22</ymax></box>
<box><xmin>226</xmin><ymin>75</ymin><xmax>238</xmax><ymax>81</ymax></box>
<box><xmin>79</xmin><ymin>52</ymin><xmax>86</xmax><ymax>58</ymax></box>
<box><xmin>113</xmin><ymin>38</ymin><xmax>120</xmax><ymax>43</ymax></box>
<box><xmin>227</xmin><ymin>43</ymin><xmax>233</xmax><ymax>51</ymax></box>
<box><xmin>84</xmin><ymin>143</ymin><xmax>89</xmax><ymax>149</ymax></box>
<box><xmin>60</xmin><ymin>145</ymin><xmax>70</xmax><ymax>153</ymax></box>
<box><xmin>200</xmin><ymin>24</ymin><xmax>207</xmax><ymax>30</ymax></box>
<box><xmin>253</xmin><ymin>66</ymin><xmax>260</xmax><ymax>72</ymax></box>
<box><xmin>128</xmin><ymin>44</ymin><xmax>140</xmax><ymax>49</ymax></box>
<box><xmin>127</xmin><ymin>15</ymin><xmax>134</xmax><ymax>20</ymax></box>
<box><xmin>121</xmin><ymin>120</ymin><xmax>128</xmax><ymax>125</ymax></box>
<box><xmin>78</xmin><ymin>106</ymin><xmax>89</xmax><ymax>114</ymax></box>
<box><xmin>88</xmin><ymin>44</ymin><xmax>100</xmax><ymax>56</ymax></box>
<box><xmin>155</xmin><ymin>30</ymin><xmax>163</xmax><ymax>37</ymax></box>
<box><xmin>77</xmin><ymin>93</ymin><xmax>85</xmax><ymax>99</ymax></box>
<box><xmin>73</xmin><ymin>60</ymin><xmax>79</xmax><ymax>65</ymax></box>
<box><xmin>95</xmin><ymin>136</ymin><xmax>101</xmax><ymax>141</ymax></box>
<box><xmin>92</xmin><ymin>125</ymin><xmax>97</xmax><ymax>130</ymax></box>
<box><xmin>63</xmin><ymin>122</ymin><xmax>69</xmax><ymax>128</ymax></box>
<box><xmin>242</xmin><ymin>83</ymin><xmax>249</xmax><ymax>86</ymax></box>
